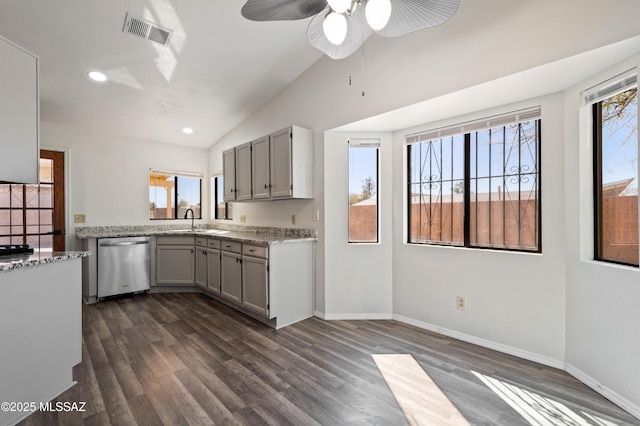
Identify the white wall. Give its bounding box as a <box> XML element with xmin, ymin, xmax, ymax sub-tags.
<box><xmin>390</xmin><ymin>95</ymin><xmax>567</xmax><ymax>366</ymax></box>
<box><xmin>564</xmin><ymin>54</ymin><xmax>640</xmax><ymax>415</ymax></box>
<box><xmin>323</xmin><ymin>131</ymin><xmax>393</xmax><ymax>319</ymax></box>
<box><xmin>40</xmin><ymin>122</ymin><xmax>209</xmax><ymax>250</ymax></box>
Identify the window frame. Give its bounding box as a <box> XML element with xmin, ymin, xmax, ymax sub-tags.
<box><xmin>592</xmin><ymin>85</ymin><xmax>638</xmax><ymax>267</ymax></box>
<box><xmin>406</xmin><ymin>110</ymin><xmax>542</xmax><ymax>253</ymax></box>
<box><xmin>149</xmin><ymin>171</ymin><xmax>202</xmax><ymax>220</ymax></box>
<box><xmin>213</xmin><ymin>174</ymin><xmax>232</xmax><ymax>220</ymax></box>
<box><xmin>348</xmin><ymin>139</ymin><xmax>380</xmax><ymax>244</ymax></box>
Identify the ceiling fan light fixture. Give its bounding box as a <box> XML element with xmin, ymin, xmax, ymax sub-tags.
<box><xmin>365</xmin><ymin>0</ymin><xmax>391</xmax><ymax>31</ymax></box>
<box><xmin>327</xmin><ymin>0</ymin><xmax>351</xmax><ymax>14</ymax></box>
<box><xmin>323</xmin><ymin>11</ymin><xmax>348</xmax><ymax>45</ymax></box>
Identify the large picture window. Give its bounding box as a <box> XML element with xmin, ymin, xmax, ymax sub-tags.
<box><xmin>407</xmin><ymin>108</ymin><xmax>541</xmax><ymax>252</ymax></box>
<box><xmin>149</xmin><ymin>171</ymin><xmax>202</xmax><ymax>220</ymax></box>
<box><xmin>592</xmin><ymin>73</ymin><xmax>638</xmax><ymax>266</ymax></box>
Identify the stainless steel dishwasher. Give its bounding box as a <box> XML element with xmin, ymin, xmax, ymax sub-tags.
<box><xmin>97</xmin><ymin>236</ymin><xmax>150</xmax><ymax>299</ymax></box>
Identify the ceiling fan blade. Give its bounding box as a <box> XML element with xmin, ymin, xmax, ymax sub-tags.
<box><xmin>241</xmin><ymin>0</ymin><xmax>328</xmax><ymax>21</ymax></box>
<box><xmin>307</xmin><ymin>5</ymin><xmax>374</xmax><ymax>60</ymax></box>
<box><xmin>375</xmin><ymin>0</ymin><xmax>460</xmax><ymax>38</ymax></box>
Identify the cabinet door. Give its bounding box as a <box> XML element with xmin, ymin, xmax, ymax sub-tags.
<box><xmin>235</xmin><ymin>142</ymin><xmax>252</xmax><ymax>201</ymax></box>
<box><xmin>156</xmin><ymin>245</ymin><xmax>194</xmax><ymax>285</ymax></box>
<box><xmin>207</xmin><ymin>248</ymin><xmax>221</xmax><ymax>294</ymax></box>
<box><xmin>0</xmin><ymin>38</ymin><xmax>39</xmax><ymax>184</ymax></box>
<box><xmin>242</xmin><ymin>255</ymin><xmax>269</xmax><ymax>316</ymax></box>
<box><xmin>222</xmin><ymin>148</ymin><xmax>236</xmax><ymax>201</ymax></box>
<box><xmin>269</xmin><ymin>127</ymin><xmax>293</xmax><ymax>199</ymax></box>
<box><xmin>251</xmin><ymin>135</ymin><xmax>270</xmax><ymax>199</ymax></box>
<box><xmin>221</xmin><ymin>251</ymin><xmax>242</xmax><ymax>303</ymax></box>
<box><xmin>195</xmin><ymin>247</ymin><xmax>207</xmax><ymax>289</ymax></box>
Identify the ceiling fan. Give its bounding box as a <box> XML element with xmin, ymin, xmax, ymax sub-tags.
<box><xmin>241</xmin><ymin>0</ymin><xmax>460</xmax><ymax>60</ymax></box>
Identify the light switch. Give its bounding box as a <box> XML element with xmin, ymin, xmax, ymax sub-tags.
<box><xmin>74</xmin><ymin>214</ymin><xmax>86</xmax><ymax>223</ymax></box>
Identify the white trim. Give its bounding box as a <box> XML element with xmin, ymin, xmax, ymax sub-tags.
<box><xmin>565</xmin><ymin>363</ymin><xmax>640</xmax><ymax>420</ymax></box>
<box><xmin>405</xmin><ymin>106</ymin><xmax>541</xmax><ymax>144</ymax></box>
<box><xmin>313</xmin><ymin>310</ymin><xmax>325</xmax><ymax>319</ymax></box>
<box><xmin>392</xmin><ymin>314</ymin><xmax>565</xmax><ymax>370</ymax></box>
<box><xmin>582</xmin><ymin>68</ymin><xmax>637</xmax><ymax>105</ymax></box>
<box><xmin>149</xmin><ymin>168</ymin><xmax>204</xmax><ymax>178</ymax></box>
<box><xmin>322</xmin><ymin>313</ymin><xmax>394</xmax><ymax>320</ymax></box>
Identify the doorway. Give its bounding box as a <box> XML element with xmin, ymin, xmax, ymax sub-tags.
<box><xmin>0</xmin><ymin>150</ymin><xmax>66</xmax><ymax>251</ymax></box>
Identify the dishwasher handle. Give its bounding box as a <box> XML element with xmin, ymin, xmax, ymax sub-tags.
<box><xmin>99</xmin><ymin>240</ymin><xmax>149</xmax><ymax>247</ymax></box>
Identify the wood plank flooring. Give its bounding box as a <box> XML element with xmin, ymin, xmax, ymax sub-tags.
<box><xmin>18</xmin><ymin>293</ymin><xmax>639</xmax><ymax>425</ymax></box>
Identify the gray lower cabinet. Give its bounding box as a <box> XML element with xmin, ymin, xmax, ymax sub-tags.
<box><xmin>195</xmin><ymin>238</ymin><xmax>208</xmax><ymax>289</ymax></box>
<box><xmin>242</xmin><ymin>248</ymin><xmax>268</xmax><ymax>316</ymax></box>
<box><xmin>221</xmin><ymin>241</ymin><xmax>242</xmax><ymax>304</ymax></box>
<box><xmin>207</xmin><ymin>246</ymin><xmax>221</xmax><ymax>294</ymax></box>
<box><xmin>156</xmin><ymin>236</ymin><xmax>195</xmax><ymax>285</ymax></box>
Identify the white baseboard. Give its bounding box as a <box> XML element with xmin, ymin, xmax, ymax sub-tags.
<box><xmin>392</xmin><ymin>314</ymin><xmax>565</xmax><ymax>370</ymax></box>
<box><xmin>565</xmin><ymin>363</ymin><xmax>640</xmax><ymax>420</ymax></box>
<box><xmin>314</xmin><ymin>311</ymin><xmax>393</xmax><ymax>320</ymax></box>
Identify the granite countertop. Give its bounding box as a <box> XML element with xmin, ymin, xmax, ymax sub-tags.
<box><xmin>0</xmin><ymin>251</ymin><xmax>91</xmax><ymax>273</ymax></box>
<box><xmin>75</xmin><ymin>225</ymin><xmax>317</xmax><ymax>245</ymax></box>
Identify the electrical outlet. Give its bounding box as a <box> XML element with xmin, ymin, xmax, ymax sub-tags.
<box><xmin>313</xmin><ymin>209</ymin><xmax>320</xmax><ymax>221</ymax></box>
<box><xmin>74</xmin><ymin>214</ymin><xmax>86</xmax><ymax>224</ymax></box>
<box><xmin>291</xmin><ymin>214</ymin><xmax>296</xmax><ymax>225</ymax></box>
<box><xmin>456</xmin><ymin>296</ymin><xmax>466</xmax><ymax>310</ymax></box>
<box><xmin>240</xmin><ymin>215</ymin><xmax>246</xmax><ymax>223</ymax></box>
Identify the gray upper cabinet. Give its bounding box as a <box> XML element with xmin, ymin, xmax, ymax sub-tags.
<box><xmin>230</xmin><ymin>125</ymin><xmax>313</xmax><ymax>202</ymax></box>
<box><xmin>224</xmin><ymin>142</ymin><xmax>252</xmax><ymax>202</ymax></box>
<box><xmin>270</xmin><ymin>126</ymin><xmax>313</xmax><ymax>200</ymax></box>
<box><xmin>0</xmin><ymin>36</ymin><xmax>39</xmax><ymax>184</ymax></box>
<box><xmin>251</xmin><ymin>135</ymin><xmax>270</xmax><ymax>199</ymax></box>
<box><xmin>235</xmin><ymin>142</ymin><xmax>252</xmax><ymax>201</ymax></box>
<box><xmin>222</xmin><ymin>148</ymin><xmax>236</xmax><ymax>201</ymax></box>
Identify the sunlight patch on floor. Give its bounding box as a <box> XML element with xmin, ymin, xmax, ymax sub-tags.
<box><xmin>471</xmin><ymin>371</ymin><xmax>619</xmax><ymax>426</ymax></box>
<box><xmin>372</xmin><ymin>354</ymin><xmax>470</xmax><ymax>426</ymax></box>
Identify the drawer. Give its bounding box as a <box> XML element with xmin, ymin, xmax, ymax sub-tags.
<box><xmin>208</xmin><ymin>239</ymin><xmax>221</xmax><ymax>249</ymax></box>
<box><xmin>220</xmin><ymin>240</ymin><xmax>242</xmax><ymax>253</ymax></box>
<box><xmin>195</xmin><ymin>237</ymin><xmax>208</xmax><ymax>247</ymax></box>
<box><xmin>156</xmin><ymin>235</ymin><xmax>195</xmax><ymax>246</ymax></box>
<box><xmin>243</xmin><ymin>243</ymin><xmax>268</xmax><ymax>259</ymax></box>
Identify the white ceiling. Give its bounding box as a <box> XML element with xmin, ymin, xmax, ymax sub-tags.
<box><xmin>0</xmin><ymin>0</ymin><xmax>323</xmax><ymax>148</ymax></box>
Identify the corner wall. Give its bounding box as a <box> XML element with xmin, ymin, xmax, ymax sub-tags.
<box><xmin>563</xmin><ymin>54</ymin><xmax>640</xmax><ymax>416</ymax></box>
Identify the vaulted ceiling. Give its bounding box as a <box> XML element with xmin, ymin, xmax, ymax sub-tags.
<box><xmin>0</xmin><ymin>0</ymin><xmax>322</xmax><ymax>148</ymax></box>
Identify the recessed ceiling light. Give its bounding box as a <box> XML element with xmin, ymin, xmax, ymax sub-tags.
<box><xmin>87</xmin><ymin>71</ymin><xmax>107</xmax><ymax>82</ymax></box>
<box><xmin>182</xmin><ymin>127</ymin><xmax>194</xmax><ymax>134</ymax></box>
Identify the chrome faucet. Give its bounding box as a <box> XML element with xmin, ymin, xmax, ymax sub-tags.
<box><xmin>184</xmin><ymin>208</ymin><xmax>195</xmax><ymax>232</ymax></box>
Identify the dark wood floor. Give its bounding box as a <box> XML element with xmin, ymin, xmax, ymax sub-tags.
<box><xmin>19</xmin><ymin>293</ymin><xmax>639</xmax><ymax>425</ymax></box>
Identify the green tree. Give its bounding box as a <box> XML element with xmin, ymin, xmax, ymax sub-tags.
<box><xmin>349</xmin><ymin>176</ymin><xmax>376</xmax><ymax>205</ymax></box>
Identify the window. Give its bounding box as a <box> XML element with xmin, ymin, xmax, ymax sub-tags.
<box><xmin>348</xmin><ymin>139</ymin><xmax>379</xmax><ymax>243</ymax></box>
<box><xmin>0</xmin><ymin>151</ymin><xmax>65</xmax><ymax>252</ymax></box>
<box><xmin>407</xmin><ymin>108</ymin><xmax>541</xmax><ymax>252</ymax></box>
<box><xmin>591</xmin><ymin>72</ymin><xmax>638</xmax><ymax>266</ymax></box>
<box><xmin>213</xmin><ymin>175</ymin><xmax>232</xmax><ymax>220</ymax></box>
<box><xmin>149</xmin><ymin>171</ymin><xmax>202</xmax><ymax>219</ymax></box>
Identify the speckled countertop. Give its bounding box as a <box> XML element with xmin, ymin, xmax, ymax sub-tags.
<box><xmin>0</xmin><ymin>251</ymin><xmax>91</xmax><ymax>273</ymax></box>
<box><xmin>75</xmin><ymin>224</ymin><xmax>317</xmax><ymax>245</ymax></box>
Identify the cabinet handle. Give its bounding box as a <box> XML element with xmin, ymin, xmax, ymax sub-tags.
<box><xmin>248</xmin><ymin>249</ymin><xmax>256</xmax><ymax>252</ymax></box>
<box><xmin>264</xmin><ymin>184</ymin><xmax>268</xmax><ymax>189</ymax></box>
<box><xmin>191</xmin><ymin>249</ymin><xmax>194</xmax><ymax>253</ymax></box>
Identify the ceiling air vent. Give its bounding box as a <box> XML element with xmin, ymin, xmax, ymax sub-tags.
<box><xmin>122</xmin><ymin>12</ymin><xmax>173</xmax><ymax>46</ymax></box>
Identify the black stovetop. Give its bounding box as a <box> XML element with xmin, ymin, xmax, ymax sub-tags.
<box><xmin>0</xmin><ymin>244</ymin><xmax>34</xmax><ymax>256</ymax></box>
